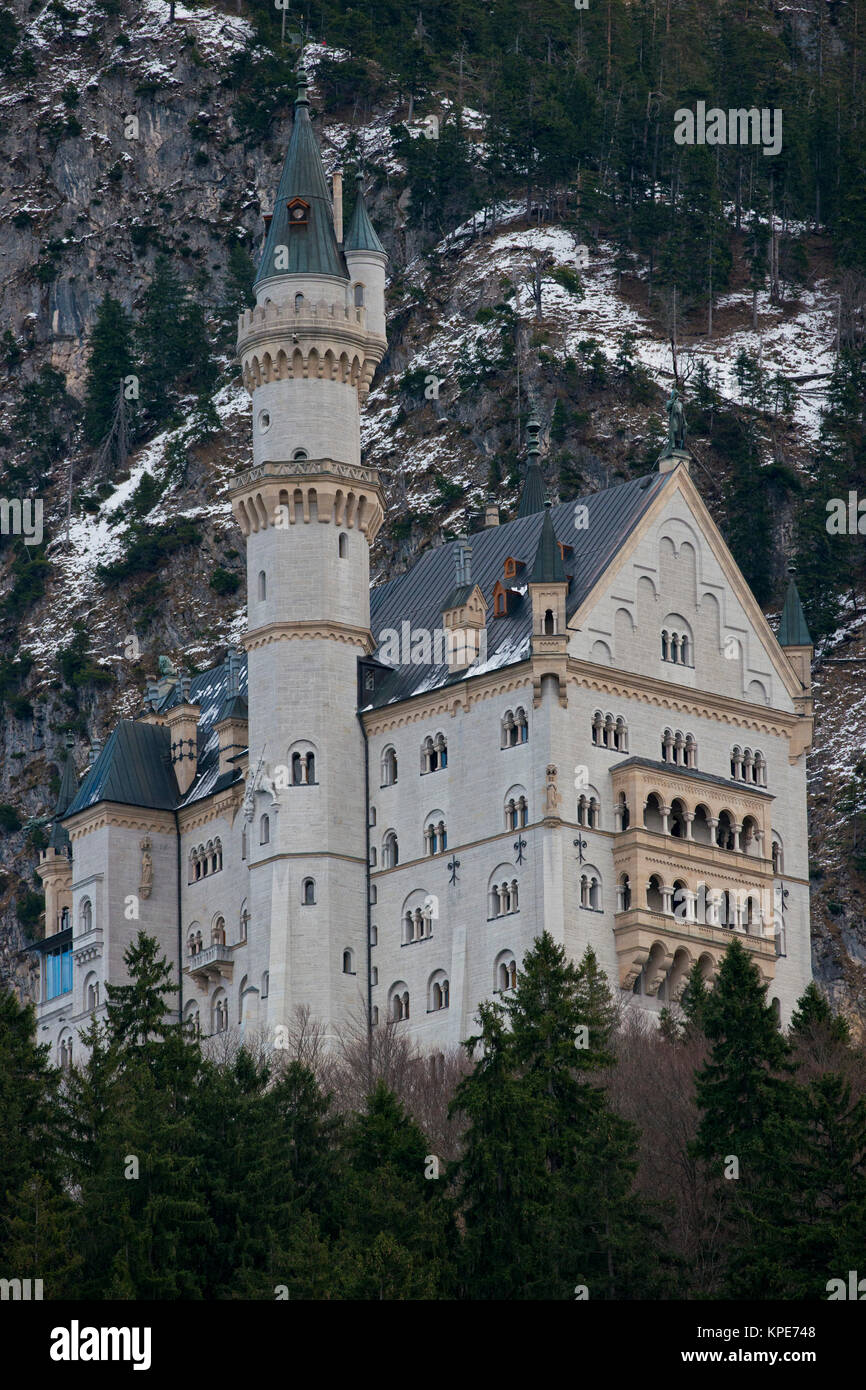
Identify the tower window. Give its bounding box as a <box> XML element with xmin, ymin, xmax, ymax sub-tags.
<box><xmin>294</xmin><ymin>291</ymin><xmax>305</xmax><ymax>310</ymax></box>
<box><xmin>354</xmin><ymin>283</ymin><xmax>365</xmax><ymax>307</ymax></box>
<box><xmin>293</xmin><ymin>448</ymin><xmax>308</xmax><ymax>461</ymax></box>
<box><xmin>258</xmin><ymin>570</ymin><xmax>267</xmax><ymax>601</ymax></box>
<box><xmin>338</xmin><ymin>532</ymin><xmax>348</xmax><ymax>558</ymax></box>
<box><xmin>260</xmin><ymin>814</ymin><xmax>270</xmax><ymax>845</ymax></box>
<box><xmin>302</xmin><ymin>878</ymin><xmax>316</xmax><ymax>905</ymax></box>
<box><xmin>258</xmin><ymin>410</ymin><xmax>271</xmax><ymax>433</ymax></box>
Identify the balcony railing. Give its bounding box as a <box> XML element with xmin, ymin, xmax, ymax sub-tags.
<box><xmin>185</xmin><ymin>944</ymin><xmax>234</xmax><ymax>984</ymax></box>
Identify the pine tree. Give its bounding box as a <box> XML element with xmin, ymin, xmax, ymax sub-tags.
<box><xmin>83</xmin><ymin>293</ymin><xmax>135</xmax><ymax>445</ymax></box>
<box><xmin>790</xmin><ymin>981</ymin><xmax>851</xmax><ymax>1045</ymax></box>
<box><xmin>2</xmin><ymin>1174</ymin><xmax>82</xmax><ymax>1300</ymax></box>
<box><xmin>337</xmin><ymin>1081</ymin><xmax>456</xmax><ymax>1299</ymax></box>
<box><xmin>136</xmin><ymin>256</ymin><xmax>216</xmax><ymax>425</ymax></box>
<box><xmin>0</xmin><ymin>992</ymin><xmax>62</xmax><ymax>1230</ymax></box>
<box><xmin>452</xmin><ymin>934</ymin><xmax>669</xmax><ymax>1298</ymax></box>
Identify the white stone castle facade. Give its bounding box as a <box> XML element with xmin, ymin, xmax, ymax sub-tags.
<box><xmin>28</xmin><ymin>81</ymin><xmax>814</xmax><ymax>1064</ymax></box>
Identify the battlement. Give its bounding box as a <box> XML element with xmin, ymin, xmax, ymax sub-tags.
<box><xmin>237</xmin><ymin>298</ymin><xmax>367</xmax><ymax>344</ymax></box>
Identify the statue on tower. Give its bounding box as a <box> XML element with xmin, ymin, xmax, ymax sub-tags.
<box><xmin>665</xmin><ymin>385</ymin><xmax>687</xmax><ymax>452</ymax></box>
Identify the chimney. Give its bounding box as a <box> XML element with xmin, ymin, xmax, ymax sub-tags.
<box><xmin>455</xmin><ymin>540</ymin><xmax>472</xmax><ymax>589</ymax></box>
<box><xmin>332</xmin><ymin>172</ymin><xmax>343</xmax><ymax>244</ymax></box>
<box><xmin>263</xmin><ymin>211</ymin><xmax>273</xmax><ymax>232</ymax></box>
<box><xmin>484</xmin><ymin>504</ymin><xmax>500</xmax><ymax>528</ymax></box>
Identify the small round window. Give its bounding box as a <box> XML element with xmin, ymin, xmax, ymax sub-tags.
<box><xmin>258</xmin><ymin>410</ymin><xmax>271</xmax><ymax>432</ymax></box>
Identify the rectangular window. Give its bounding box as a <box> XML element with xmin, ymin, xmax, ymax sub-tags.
<box><xmin>45</xmin><ymin>946</ymin><xmax>72</xmax><ymax>1001</ymax></box>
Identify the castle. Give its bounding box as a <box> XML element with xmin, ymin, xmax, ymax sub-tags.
<box><xmin>28</xmin><ymin>79</ymin><xmax>815</xmax><ymax>1064</ymax></box>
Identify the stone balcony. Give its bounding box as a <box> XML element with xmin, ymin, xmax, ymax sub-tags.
<box><xmin>613</xmin><ymin>906</ymin><xmax>777</xmax><ymax>994</ymax></box>
<box><xmin>185</xmin><ymin>944</ymin><xmax>234</xmax><ymax>987</ymax></box>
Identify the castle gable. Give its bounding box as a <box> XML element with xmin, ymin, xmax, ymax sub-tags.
<box><xmin>366</xmin><ymin>471</ymin><xmax>672</xmax><ymax>707</ymax></box>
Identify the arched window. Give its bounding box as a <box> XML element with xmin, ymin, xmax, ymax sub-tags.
<box><xmin>292</xmin><ymin>448</ymin><xmax>308</xmax><ymax>460</ymax></box>
<box><xmin>305</xmin><ymin>751</ymin><xmax>316</xmax><ymax>784</ymax></box>
<box><xmin>302</xmin><ymin>878</ymin><xmax>316</xmax><ymax>905</ymax></box>
<box><xmin>80</xmin><ymin>898</ymin><xmax>92</xmax><ymax>933</ymax></box>
<box><xmin>421</xmin><ymin>733</ymin><xmax>447</xmax><ymax>773</ymax></box>
<box><xmin>260</xmin><ymin>814</ymin><xmax>270</xmax><ymax>845</ymax></box>
<box><xmin>212</xmin><ymin>916</ymin><xmax>226</xmax><ymax>946</ymax></box>
<box><xmin>382</xmin><ymin>831</ymin><xmax>399</xmax><ymax>869</ymax></box>
<box><xmin>615</xmin><ymin>792</ymin><xmax>630</xmax><ymax>832</ymax></box>
<box><xmin>730</xmin><ymin>746</ymin><xmax>743</xmax><ymax>780</ymax></box>
<box><xmin>343</xmin><ymin>949</ymin><xmax>354</xmax><ymax>974</ymax></box>
<box><xmin>353</xmin><ymin>283</ymin><xmax>365</xmax><ymax>307</ymax></box>
<box><xmin>261</xmin><ymin>971</ymin><xmax>269</xmax><ymax>998</ymax></box>
<box><xmin>338</xmin><ymin>532</ymin><xmax>348</xmax><ymax>558</ymax></box>
<box><xmin>428</xmin><ymin>971</ymin><xmax>449</xmax><ymax>1012</ymax></box>
<box><xmin>372</xmin><ymin>1005</ymin><xmax>379</xmax><ymax>1026</ymax></box>
<box><xmin>543</xmin><ymin>608</ymin><xmax>555</xmax><ymax>635</ymax></box>
<box><xmin>292</xmin><ymin>751</ymin><xmax>303</xmax><ymax>785</ymax></box>
<box><xmin>295</xmin><ymin>292</ymin><xmax>304</xmax><ymax>311</ymax></box>
<box><xmin>495</xmin><ymin>951</ymin><xmax>517</xmax><ymax>993</ymax></box>
<box><xmin>389</xmin><ymin>982</ymin><xmax>410</xmax><ymax>1022</ymax></box>
<box><xmin>579</xmin><ymin>867</ymin><xmax>602</xmax><ymax>910</ymax></box>
<box><xmin>381</xmin><ymin>746</ymin><xmax>398</xmax><ymax>786</ymax></box>
<box><xmin>370</xmin><ymin>924</ymin><xmax>378</xmax><ymax>946</ymax></box>
<box><xmin>258</xmin><ymin>570</ymin><xmax>267</xmax><ymax>601</ymax></box>
<box><xmin>616</xmin><ymin>874</ymin><xmax>631</xmax><ymax>912</ymax></box>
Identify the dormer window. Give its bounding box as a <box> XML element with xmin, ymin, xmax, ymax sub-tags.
<box><xmin>287</xmin><ymin>197</ymin><xmax>309</xmax><ymax>226</ymax></box>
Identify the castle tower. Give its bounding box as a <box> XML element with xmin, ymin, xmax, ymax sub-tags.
<box><xmin>231</xmin><ymin>76</ymin><xmax>388</xmax><ymax>1037</ymax></box>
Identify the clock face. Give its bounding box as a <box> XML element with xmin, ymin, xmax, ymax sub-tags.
<box><xmin>291</xmin><ymin>206</ymin><xmax>305</xmax><ymax>221</ymax></box>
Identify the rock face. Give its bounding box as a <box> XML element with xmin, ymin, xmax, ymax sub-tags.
<box><xmin>0</xmin><ymin>0</ymin><xmax>862</xmax><ymax>1027</ymax></box>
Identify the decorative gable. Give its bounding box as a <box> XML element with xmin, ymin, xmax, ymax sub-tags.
<box><xmin>287</xmin><ymin>196</ymin><xmax>310</xmax><ymax>226</ymax></box>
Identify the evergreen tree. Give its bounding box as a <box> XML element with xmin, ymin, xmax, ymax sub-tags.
<box><xmin>790</xmin><ymin>981</ymin><xmax>851</xmax><ymax>1045</ymax></box>
<box><xmin>136</xmin><ymin>256</ymin><xmax>217</xmax><ymax>425</ymax></box>
<box><xmin>692</xmin><ymin>939</ymin><xmax>803</xmax><ymax>1297</ymax></box>
<box><xmin>337</xmin><ymin>1081</ymin><xmax>456</xmax><ymax>1299</ymax></box>
<box><xmin>452</xmin><ymin>934</ymin><xmax>668</xmax><ymax>1299</ymax></box>
<box><xmin>83</xmin><ymin>293</ymin><xmax>136</xmax><ymax>445</ymax></box>
<box><xmin>0</xmin><ymin>992</ymin><xmax>62</xmax><ymax>1232</ymax></box>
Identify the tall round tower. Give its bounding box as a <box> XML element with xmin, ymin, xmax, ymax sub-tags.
<box><xmin>231</xmin><ymin>76</ymin><xmax>387</xmax><ymax>1037</ymax></box>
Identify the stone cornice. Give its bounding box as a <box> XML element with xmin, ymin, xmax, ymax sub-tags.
<box><xmin>360</xmin><ymin>651</ymin><xmax>806</xmax><ymax>740</ymax></box>
<box><xmin>244</xmin><ymin>620</ymin><xmax>375</xmax><ymax>653</ymax></box>
<box><xmin>178</xmin><ymin>784</ymin><xmax>245</xmax><ymax>835</ymax></box>
<box><xmin>229</xmin><ymin>458</ymin><xmax>381</xmax><ymax>493</ymax></box>
<box><xmin>66</xmin><ymin>805</ymin><xmax>177</xmax><ymax>840</ymax></box>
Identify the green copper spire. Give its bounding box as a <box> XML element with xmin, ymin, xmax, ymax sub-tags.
<box><xmin>529</xmin><ymin>502</ymin><xmax>566</xmax><ymax>583</ymax></box>
<box><xmin>778</xmin><ymin>572</ymin><xmax>812</xmax><ymax>647</ymax></box>
<box><xmin>255</xmin><ymin>72</ymin><xmax>347</xmax><ymax>285</ymax></box>
<box><xmin>344</xmin><ymin>173</ymin><xmax>385</xmax><ymax>253</ymax></box>
<box><xmin>517</xmin><ymin>414</ymin><xmax>546</xmax><ymax>517</ymax></box>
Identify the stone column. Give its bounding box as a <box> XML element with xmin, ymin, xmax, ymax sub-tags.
<box><xmin>683</xmin><ymin>811</ymin><xmax>695</xmax><ymax>841</ymax></box>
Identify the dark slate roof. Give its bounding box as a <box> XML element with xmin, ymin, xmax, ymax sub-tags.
<box><xmin>47</xmin><ymin>747</ymin><xmax>79</xmax><ymax>849</ymax></box>
<box><xmin>516</xmin><ymin>462</ymin><xmax>547</xmax><ymax>517</ymax></box>
<box><xmin>778</xmin><ymin>577</ymin><xmax>812</xmax><ymax>648</ymax></box>
<box><xmin>611</xmin><ymin>756</ymin><xmax>774</xmax><ymax>799</ymax></box>
<box><xmin>367</xmin><ymin>470</ymin><xmax>672</xmax><ymax>708</ymax></box>
<box><xmin>530</xmin><ymin>503</ymin><xmax>566</xmax><ymax>582</ymax></box>
<box><xmin>255</xmin><ymin>78</ymin><xmax>347</xmax><ymax>285</ymax></box>
<box><xmin>148</xmin><ymin>657</ymin><xmax>250</xmax><ymax>808</ymax></box>
<box><xmin>442</xmin><ymin>582</ymin><xmax>474</xmax><ymax>610</ymax></box>
<box><xmin>216</xmin><ymin>692</ymin><xmax>249</xmax><ymax>724</ymax></box>
<box><xmin>65</xmin><ymin>722</ymin><xmax>179</xmax><ymax>817</ymax></box>
<box><xmin>344</xmin><ymin>177</ymin><xmax>385</xmax><ymax>254</ymax></box>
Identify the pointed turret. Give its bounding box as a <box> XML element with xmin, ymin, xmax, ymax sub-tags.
<box><xmin>36</xmin><ymin>735</ymin><xmax>77</xmax><ymax>937</ymax></box>
<box><xmin>343</xmin><ymin>173</ymin><xmax>388</xmax><ymax>343</ymax></box>
<box><xmin>256</xmin><ymin>74</ymin><xmax>347</xmax><ymax>285</ymax></box>
<box><xmin>517</xmin><ymin>416</ymin><xmax>547</xmax><ymax>517</ymax></box>
<box><xmin>778</xmin><ymin>569</ymin><xmax>813</xmax><ymax>704</ymax></box>
<box><xmin>778</xmin><ymin>575</ymin><xmax>812</xmax><ymax>649</ymax></box>
<box><xmin>529</xmin><ymin>502</ymin><xmax>566</xmax><ymax>583</ymax></box>
<box><xmin>529</xmin><ymin>502</ymin><xmax>569</xmax><ymax>656</ymax></box>
<box><xmin>344</xmin><ymin>173</ymin><xmax>385</xmax><ymax>254</ymax></box>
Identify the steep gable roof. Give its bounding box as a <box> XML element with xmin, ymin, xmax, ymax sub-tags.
<box><xmin>65</xmin><ymin>722</ymin><xmax>179</xmax><ymax>817</ymax></box>
<box><xmin>529</xmin><ymin>503</ymin><xmax>567</xmax><ymax>583</ymax></box>
<box><xmin>366</xmin><ymin>470</ymin><xmax>671</xmax><ymax>708</ymax></box>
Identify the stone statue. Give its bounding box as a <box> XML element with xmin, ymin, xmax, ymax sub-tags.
<box><xmin>545</xmin><ymin>764</ymin><xmax>561</xmax><ymax>815</ymax></box>
<box><xmin>157</xmin><ymin>655</ymin><xmax>176</xmax><ymax>678</ymax></box>
<box><xmin>665</xmin><ymin>386</ymin><xmax>686</xmax><ymax>451</ymax></box>
<box><xmin>139</xmin><ymin>836</ymin><xmax>153</xmax><ymax>900</ymax></box>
